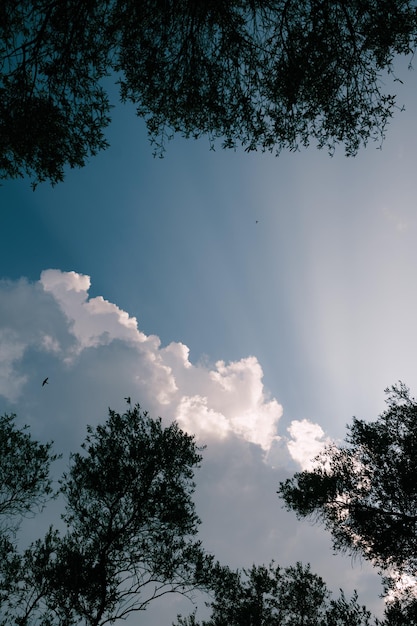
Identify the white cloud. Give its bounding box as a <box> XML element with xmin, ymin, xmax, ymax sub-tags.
<box><xmin>176</xmin><ymin>395</ymin><xmax>231</xmax><ymax>440</ymax></box>
<box><xmin>0</xmin><ymin>270</ymin><xmax>283</xmax><ymax>456</ymax></box>
<box><xmin>287</xmin><ymin>419</ymin><xmax>331</xmax><ymax>470</ymax></box>
<box><xmin>40</xmin><ymin>269</ymin><xmax>145</xmax><ymax>353</ymax></box>
<box><xmin>40</xmin><ymin>269</ymin><xmax>91</xmax><ymax>294</ymax></box>
<box><xmin>0</xmin><ymin>270</ymin><xmax>336</xmax><ymax>469</ymax></box>
<box><xmin>174</xmin><ymin>357</ymin><xmax>283</xmax><ymax>451</ymax></box>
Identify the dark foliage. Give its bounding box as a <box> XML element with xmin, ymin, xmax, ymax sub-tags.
<box><xmin>1</xmin><ymin>1</ymin><xmax>417</xmax><ymax>185</ymax></box>
<box><xmin>278</xmin><ymin>382</ymin><xmax>417</xmax><ymax>616</ymax></box>
<box><xmin>0</xmin><ymin>406</ymin><xmax>212</xmax><ymax>626</ymax></box>
<box><xmin>0</xmin><ymin>413</ymin><xmax>58</xmax><ymax>625</ymax></box>
<box><xmin>383</xmin><ymin>594</ymin><xmax>417</xmax><ymax>626</ymax></box>
<box><xmin>0</xmin><ymin>413</ymin><xmax>58</xmax><ymax>529</ymax></box>
<box><xmin>174</xmin><ymin>561</ymin><xmax>374</xmax><ymax>626</ymax></box>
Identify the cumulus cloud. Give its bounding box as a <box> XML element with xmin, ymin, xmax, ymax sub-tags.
<box><xmin>0</xmin><ymin>270</ymin><xmax>285</xmax><ymax>457</ymax></box>
<box><xmin>0</xmin><ymin>270</ymin><xmax>336</xmax><ymax>471</ymax></box>
<box><xmin>0</xmin><ymin>269</ymin><xmax>336</xmax><ymax>472</ymax></box>
<box><xmin>40</xmin><ymin>269</ymin><xmax>146</xmax><ymax>353</ymax></box>
<box><xmin>174</xmin><ymin>357</ymin><xmax>283</xmax><ymax>451</ymax></box>
<box><xmin>287</xmin><ymin>419</ymin><xmax>331</xmax><ymax>470</ymax></box>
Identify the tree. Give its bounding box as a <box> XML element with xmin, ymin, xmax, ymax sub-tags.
<box><xmin>0</xmin><ymin>405</ymin><xmax>213</xmax><ymax>626</ymax></box>
<box><xmin>383</xmin><ymin>593</ymin><xmax>417</xmax><ymax>626</ymax></box>
<box><xmin>0</xmin><ymin>413</ymin><xmax>58</xmax><ymax>530</ymax></box>
<box><xmin>174</xmin><ymin>561</ymin><xmax>374</xmax><ymax>626</ymax></box>
<box><xmin>1</xmin><ymin>1</ymin><xmax>417</xmax><ymax>186</ymax></box>
<box><xmin>0</xmin><ymin>413</ymin><xmax>58</xmax><ymax>624</ymax></box>
<box><xmin>0</xmin><ymin>0</ymin><xmax>113</xmax><ymax>187</ymax></box>
<box><xmin>277</xmin><ymin>382</ymin><xmax>417</xmax><ymax>609</ymax></box>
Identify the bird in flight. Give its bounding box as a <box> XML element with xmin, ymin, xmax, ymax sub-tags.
<box><xmin>42</xmin><ymin>377</ymin><xmax>49</xmax><ymax>387</ymax></box>
<box><xmin>124</xmin><ymin>396</ymin><xmax>131</xmax><ymax>405</ymax></box>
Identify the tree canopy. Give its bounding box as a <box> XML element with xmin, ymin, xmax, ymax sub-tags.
<box><xmin>277</xmin><ymin>382</ymin><xmax>417</xmax><ymax>611</ymax></box>
<box><xmin>174</xmin><ymin>561</ymin><xmax>374</xmax><ymax>626</ymax></box>
<box><xmin>1</xmin><ymin>0</ymin><xmax>417</xmax><ymax>185</ymax></box>
<box><xmin>0</xmin><ymin>406</ymin><xmax>213</xmax><ymax>626</ymax></box>
<box><xmin>0</xmin><ymin>413</ymin><xmax>59</xmax><ymax>623</ymax></box>
<box><xmin>2</xmin><ymin>401</ymin><xmax>414</xmax><ymax>625</ymax></box>
<box><xmin>0</xmin><ymin>413</ymin><xmax>58</xmax><ymax>528</ymax></box>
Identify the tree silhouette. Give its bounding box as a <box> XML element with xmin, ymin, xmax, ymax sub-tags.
<box><xmin>0</xmin><ymin>413</ymin><xmax>58</xmax><ymax>625</ymax></box>
<box><xmin>174</xmin><ymin>561</ymin><xmax>374</xmax><ymax>626</ymax></box>
<box><xmin>2</xmin><ymin>1</ymin><xmax>417</xmax><ymax>185</ymax></box>
<box><xmin>0</xmin><ymin>406</ymin><xmax>213</xmax><ymax>626</ymax></box>
<box><xmin>0</xmin><ymin>413</ymin><xmax>57</xmax><ymax>530</ymax></box>
<box><xmin>278</xmin><ymin>382</ymin><xmax>417</xmax><ymax>613</ymax></box>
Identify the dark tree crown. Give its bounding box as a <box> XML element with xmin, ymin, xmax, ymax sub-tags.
<box><xmin>278</xmin><ymin>382</ymin><xmax>417</xmax><ymax>613</ymax></box>
<box><xmin>0</xmin><ymin>405</ymin><xmax>212</xmax><ymax>626</ymax></box>
<box><xmin>1</xmin><ymin>1</ymin><xmax>417</xmax><ymax>185</ymax></box>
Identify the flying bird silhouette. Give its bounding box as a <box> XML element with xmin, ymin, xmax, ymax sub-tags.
<box><xmin>124</xmin><ymin>396</ymin><xmax>131</xmax><ymax>405</ymax></box>
<box><xmin>42</xmin><ymin>377</ymin><xmax>49</xmax><ymax>386</ymax></box>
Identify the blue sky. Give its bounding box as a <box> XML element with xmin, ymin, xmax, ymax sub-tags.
<box><xmin>1</xmin><ymin>66</ymin><xmax>417</xmax><ymax>623</ymax></box>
